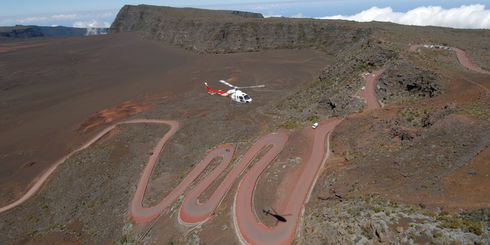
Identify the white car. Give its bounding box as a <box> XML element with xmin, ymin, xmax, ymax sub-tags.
<box><xmin>312</xmin><ymin>122</ymin><xmax>319</xmax><ymax>129</ymax></box>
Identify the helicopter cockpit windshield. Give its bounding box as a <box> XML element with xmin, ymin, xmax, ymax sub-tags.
<box><xmin>244</xmin><ymin>94</ymin><xmax>251</xmax><ymax>100</ymax></box>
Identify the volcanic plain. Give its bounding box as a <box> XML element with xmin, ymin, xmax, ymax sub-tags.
<box><xmin>1</xmin><ymin>5</ymin><xmax>489</xmax><ymax>245</ymax></box>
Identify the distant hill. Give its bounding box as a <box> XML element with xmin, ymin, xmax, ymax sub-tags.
<box><xmin>109</xmin><ymin>4</ymin><xmax>367</xmax><ymax>54</ymax></box>
<box><xmin>0</xmin><ymin>25</ymin><xmax>108</xmax><ymax>39</ymax></box>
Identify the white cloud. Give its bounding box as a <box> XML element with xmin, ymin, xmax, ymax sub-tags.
<box><xmin>319</xmin><ymin>4</ymin><xmax>490</xmax><ymax>29</ymax></box>
<box><xmin>251</xmin><ymin>3</ymin><xmax>293</xmax><ymax>11</ymax></box>
<box><xmin>291</xmin><ymin>13</ymin><xmax>305</xmax><ymax>18</ymax></box>
<box><xmin>51</xmin><ymin>14</ymin><xmax>78</xmax><ymax>20</ymax></box>
<box><xmin>0</xmin><ymin>10</ymin><xmax>116</xmax><ymax>27</ymax></box>
<box><xmin>73</xmin><ymin>19</ymin><xmax>110</xmax><ymax>28</ymax></box>
<box><xmin>17</xmin><ymin>16</ymin><xmax>47</xmax><ymax>23</ymax></box>
<box><xmin>264</xmin><ymin>14</ymin><xmax>283</xmax><ymax>18</ymax></box>
<box><xmin>73</xmin><ymin>19</ymin><xmax>110</xmax><ymax>35</ymax></box>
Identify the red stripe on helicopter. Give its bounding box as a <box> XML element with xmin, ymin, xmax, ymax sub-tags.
<box><xmin>205</xmin><ymin>82</ymin><xmax>229</xmax><ymax>96</ymax></box>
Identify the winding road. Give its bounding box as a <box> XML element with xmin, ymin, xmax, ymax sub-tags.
<box><xmin>178</xmin><ymin>133</ymin><xmax>288</xmax><ymax>225</ymax></box>
<box><xmin>233</xmin><ymin>119</ymin><xmax>342</xmax><ymax>244</ymax></box>
<box><xmin>410</xmin><ymin>44</ymin><xmax>490</xmax><ymax>75</ymax></box>
<box><xmin>130</xmin><ymin>123</ymin><xmax>235</xmax><ymax>224</ymax></box>
<box><xmin>0</xmin><ymin>68</ymin><xmax>383</xmax><ymax>244</ymax></box>
<box><xmin>0</xmin><ymin>59</ymin><xmax>394</xmax><ymax>245</ymax></box>
<box><xmin>453</xmin><ymin>48</ymin><xmax>490</xmax><ymax>75</ymax></box>
<box><xmin>410</xmin><ymin>44</ymin><xmax>490</xmax><ymax>93</ymax></box>
<box><xmin>1</xmin><ymin>41</ymin><xmax>488</xmax><ymax>245</ymax></box>
<box><xmin>0</xmin><ymin>119</ymin><xmax>178</xmax><ymax>214</ymax></box>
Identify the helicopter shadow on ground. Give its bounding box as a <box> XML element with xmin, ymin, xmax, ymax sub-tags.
<box><xmin>262</xmin><ymin>208</ymin><xmax>290</xmax><ymax>223</ymax></box>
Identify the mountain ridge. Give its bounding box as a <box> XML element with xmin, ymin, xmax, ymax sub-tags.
<box><xmin>0</xmin><ymin>25</ymin><xmax>108</xmax><ymax>39</ymax></box>
<box><xmin>110</xmin><ymin>4</ymin><xmax>370</xmax><ymax>54</ymax></box>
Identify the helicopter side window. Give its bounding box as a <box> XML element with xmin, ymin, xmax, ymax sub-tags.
<box><xmin>239</xmin><ymin>96</ymin><xmax>244</xmax><ymax>101</ymax></box>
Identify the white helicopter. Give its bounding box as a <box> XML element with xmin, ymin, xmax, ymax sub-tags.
<box><xmin>204</xmin><ymin>80</ymin><xmax>265</xmax><ymax>103</ymax></box>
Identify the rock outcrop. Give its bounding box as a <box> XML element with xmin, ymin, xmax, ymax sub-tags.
<box><xmin>377</xmin><ymin>59</ymin><xmax>443</xmax><ymax>103</ymax></box>
<box><xmin>110</xmin><ymin>4</ymin><xmax>369</xmax><ymax>54</ymax></box>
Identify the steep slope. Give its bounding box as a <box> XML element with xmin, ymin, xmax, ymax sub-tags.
<box><xmin>110</xmin><ymin>4</ymin><xmax>370</xmax><ymax>54</ymax></box>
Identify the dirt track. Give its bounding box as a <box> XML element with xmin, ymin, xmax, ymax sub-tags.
<box><xmin>0</xmin><ymin>32</ymin><xmax>331</xmax><ymax>207</ymax></box>
<box><xmin>410</xmin><ymin>45</ymin><xmax>485</xmax><ymax>73</ymax></box>
<box><xmin>410</xmin><ymin>44</ymin><xmax>490</xmax><ymax>83</ymax></box>
<box><xmin>234</xmin><ymin>119</ymin><xmax>341</xmax><ymax>244</ymax></box>
<box><xmin>454</xmin><ymin>48</ymin><xmax>490</xmax><ymax>75</ymax></box>
<box><xmin>0</xmin><ymin>32</ymin><xmax>335</xmax><ymax>244</ymax></box>
<box><xmin>357</xmin><ymin>69</ymin><xmax>385</xmax><ymax>111</ymax></box>
<box><xmin>0</xmin><ymin>119</ymin><xmax>177</xmax><ymax>214</ymax></box>
<box><xmin>2</xmin><ymin>31</ymin><xmax>488</xmax><ymax>244</ymax></box>
<box><xmin>0</xmin><ymin>115</ymin><xmax>338</xmax><ymax>244</ymax></box>
<box><xmin>0</xmin><ymin>63</ymin><xmax>382</xmax><ymax>244</ymax></box>
<box><xmin>231</xmin><ymin>69</ymin><xmax>382</xmax><ymax>244</ymax></box>
<box><xmin>0</xmin><ymin>68</ymin><xmax>381</xmax><ymax>245</ymax></box>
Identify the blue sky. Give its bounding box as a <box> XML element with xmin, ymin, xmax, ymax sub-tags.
<box><xmin>1</xmin><ymin>0</ymin><xmax>489</xmax><ymax>28</ymax></box>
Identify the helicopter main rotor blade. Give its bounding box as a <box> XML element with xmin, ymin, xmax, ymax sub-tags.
<box><xmin>219</xmin><ymin>80</ymin><xmax>236</xmax><ymax>88</ymax></box>
<box><xmin>236</xmin><ymin>85</ymin><xmax>266</xmax><ymax>89</ymax></box>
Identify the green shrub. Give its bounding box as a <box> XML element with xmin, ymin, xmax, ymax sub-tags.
<box><xmin>436</xmin><ymin>212</ymin><xmax>483</xmax><ymax>235</ymax></box>
<box><xmin>463</xmin><ymin>101</ymin><xmax>490</xmax><ymax>120</ymax></box>
<box><xmin>280</xmin><ymin>118</ymin><xmax>301</xmax><ymax>129</ymax></box>
<box><xmin>399</xmin><ymin>107</ymin><xmax>429</xmax><ymax>127</ymax></box>
<box><xmin>306</xmin><ymin>114</ymin><xmax>320</xmax><ymax>122</ymax></box>
<box><xmin>462</xmin><ymin>219</ymin><xmax>483</xmax><ymax>236</ymax></box>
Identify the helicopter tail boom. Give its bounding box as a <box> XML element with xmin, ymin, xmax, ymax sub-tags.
<box><xmin>204</xmin><ymin>82</ymin><xmax>229</xmax><ymax>96</ymax></box>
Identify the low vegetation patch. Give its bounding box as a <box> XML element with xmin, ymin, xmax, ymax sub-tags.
<box><xmin>436</xmin><ymin>212</ymin><xmax>484</xmax><ymax>236</ymax></box>
<box><xmin>305</xmin><ymin>114</ymin><xmax>320</xmax><ymax>122</ymax></box>
<box><xmin>280</xmin><ymin>118</ymin><xmax>302</xmax><ymax>129</ymax></box>
<box><xmin>301</xmin><ymin>192</ymin><xmax>489</xmax><ymax>244</ymax></box>
<box><xmin>399</xmin><ymin>107</ymin><xmax>430</xmax><ymax>127</ymax></box>
<box><xmin>462</xmin><ymin>100</ymin><xmax>490</xmax><ymax>120</ymax></box>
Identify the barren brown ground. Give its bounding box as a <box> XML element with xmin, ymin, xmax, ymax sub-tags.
<box><xmin>0</xmin><ymin>32</ymin><xmax>330</xmax><ymax>208</ymax></box>
<box><xmin>0</xmin><ymin>32</ymin><xmax>331</xmax><ymax>244</ymax></box>
<box><xmin>441</xmin><ymin>146</ymin><xmax>490</xmax><ymax>209</ymax></box>
<box><xmin>316</xmin><ymin>47</ymin><xmax>490</xmax><ymax>211</ymax></box>
<box><xmin>0</xmin><ymin>40</ymin><xmax>51</xmax><ymax>54</ymax></box>
<box><xmin>78</xmin><ymin>99</ymin><xmax>153</xmax><ymax>133</ymax></box>
<box><xmin>254</xmin><ymin>129</ymin><xmax>311</xmax><ymax>227</ymax></box>
<box><xmin>1</xmin><ymin>18</ymin><xmax>489</xmax><ymax>244</ymax></box>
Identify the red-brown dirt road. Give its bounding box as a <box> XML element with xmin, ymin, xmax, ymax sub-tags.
<box><xmin>409</xmin><ymin>44</ymin><xmax>490</xmax><ymax>75</ymax></box>
<box><xmin>131</xmin><ymin>125</ymin><xmax>236</xmax><ymax>223</ymax></box>
<box><xmin>410</xmin><ymin>44</ymin><xmax>490</xmax><ymax>93</ymax></box>
<box><xmin>231</xmin><ymin>68</ymin><xmax>383</xmax><ymax>244</ymax></box>
<box><xmin>233</xmin><ymin>119</ymin><xmax>342</xmax><ymax>245</ymax></box>
<box><xmin>454</xmin><ymin>48</ymin><xmax>490</xmax><ymax>75</ymax></box>
<box><xmin>0</xmin><ymin>64</ymin><xmax>384</xmax><ymax>245</ymax></box>
<box><xmin>357</xmin><ymin>69</ymin><xmax>385</xmax><ymax>111</ymax></box>
<box><xmin>178</xmin><ymin>133</ymin><xmax>288</xmax><ymax>225</ymax></box>
<box><xmin>0</xmin><ymin>119</ymin><xmax>176</xmax><ymax>214</ymax></box>
<box><xmin>0</xmin><ymin>115</ymin><xmax>344</xmax><ymax>244</ymax></box>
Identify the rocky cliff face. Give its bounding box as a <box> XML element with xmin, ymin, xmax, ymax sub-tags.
<box><xmin>110</xmin><ymin>4</ymin><xmax>370</xmax><ymax>54</ymax></box>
